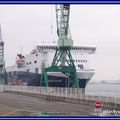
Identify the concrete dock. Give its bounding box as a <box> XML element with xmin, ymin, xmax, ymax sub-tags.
<box><xmin>0</xmin><ymin>92</ymin><xmax>96</xmax><ymax>116</ymax></box>
<box><xmin>0</xmin><ymin>85</ymin><xmax>120</xmax><ymax>116</ymax></box>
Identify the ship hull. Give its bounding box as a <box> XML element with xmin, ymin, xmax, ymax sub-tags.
<box><xmin>7</xmin><ymin>71</ymin><xmax>91</xmax><ymax>89</ymax></box>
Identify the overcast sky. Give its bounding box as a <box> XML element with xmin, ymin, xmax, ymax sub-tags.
<box><xmin>0</xmin><ymin>5</ymin><xmax>120</xmax><ymax>81</ymax></box>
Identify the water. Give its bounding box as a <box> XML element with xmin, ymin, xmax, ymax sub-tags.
<box><xmin>85</xmin><ymin>83</ymin><xmax>120</xmax><ymax>98</ymax></box>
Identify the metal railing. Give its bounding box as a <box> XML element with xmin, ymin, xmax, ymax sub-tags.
<box><xmin>0</xmin><ymin>85</ymin><xmax>120</xmax><ymax>107</ymax></box>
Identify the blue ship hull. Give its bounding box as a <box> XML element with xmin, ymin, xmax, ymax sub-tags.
<box><xmin>8</xmin><ymin>71</ymin><xmax>89</xmax><ymax>88</ymax></box>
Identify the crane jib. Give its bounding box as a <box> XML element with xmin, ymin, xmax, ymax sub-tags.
<box><xmin>56</xmin><ymin>4</ymin><xmax>73</xmax><ymax>48</ymax></box>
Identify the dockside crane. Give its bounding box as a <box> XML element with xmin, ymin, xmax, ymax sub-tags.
<box><xmin>41</xmin><ymin>4</ymin><xmax>79</xmax><ymax>90</ymax></box>
<box><xmin>0</xmin><ymin>25</ymin><xmax>7</xmax><ymax>85</ymax></box>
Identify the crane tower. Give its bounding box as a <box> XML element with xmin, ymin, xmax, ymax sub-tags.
<box><xmin>0</xmin><ymin>25</ymin><xmax>7</xmax><ymax>84</ymax></box>
<box><xmin>41</xmin><ymin>4</ymin><xmax>79</xmax><ymax>90</ymax></box>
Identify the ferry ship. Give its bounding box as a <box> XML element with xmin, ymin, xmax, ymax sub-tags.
<box><xmin>6</xmin><ymin>43</ymin><xmax>96</xmax><ymax>92</ymax></box>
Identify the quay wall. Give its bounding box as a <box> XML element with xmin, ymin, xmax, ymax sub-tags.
<box><xmin>0</xmin><ymin>85</ymin><xmax>120</xmax><ymax>110</ymax></box>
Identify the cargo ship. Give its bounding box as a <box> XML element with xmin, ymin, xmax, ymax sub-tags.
<box><xmin>6</xmin><ymin>43</ymin><xmax>96</xmax><ymax>92</ymax></box>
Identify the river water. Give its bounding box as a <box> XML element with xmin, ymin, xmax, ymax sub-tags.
<box><xmin>85</xmin><ymin>83</ymin><xmax>120</xmax><ymax>98</ymax></box>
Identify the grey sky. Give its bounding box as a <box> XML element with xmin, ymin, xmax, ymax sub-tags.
<box><xmin>0</xmin><ymin>5</ymin><xmax>120</xmax><ymax>81</ymax></box>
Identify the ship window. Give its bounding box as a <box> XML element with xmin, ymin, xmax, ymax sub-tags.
<box><xmin>26</xmin><ymin>62</ymin><xmax>28</xmax><ymax>65</ymax></box>
<box><xmin>29</xmin><ymin>62</ymin><xmax>31</xmax><ymax>64</ymax></box>
<box><xmin>35</xmin><ymin>68</ymin><xmax>39</xmax><ymax>73</ymax></box>
<box><xmin>81</xmin><ymin>60</ymin><xmax>82</xmax><ymax>62</ymax></box>
<box><xmin>34</xmin><ymin>60</ymin><xmax>37</xmax><ymax>63</ymax></box>
<box><xmin>26</xmin><ymin>69</ymin><xmax>29</xmax><ymax>72</ymax></box>
<box><xmin>78</xmin><ymin>64</ymin><xmax>84</xmax><ymax>69</ymax></box>
<box><xmin>78</xmin><ymin>60</ymin><xmax>80</xmax><ymax>62</ymax></box>
<box><xmin>36</xmin><ymin>54</ymin><xmax>38</xmax><ymax>57</ymax></box>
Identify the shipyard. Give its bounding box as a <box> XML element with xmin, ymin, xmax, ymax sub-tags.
<box><xmin>0</xmin><ymin>4</ymin><xmax>120</xmax><ymax>117</ymax></box>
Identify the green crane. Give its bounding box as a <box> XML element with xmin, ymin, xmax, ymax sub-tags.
<box><xmin>0</xmin><ymin>25</ymin><xmax>7</xmax><ymax>85</ymax></box>
<box><xmin>41</xmin><ymin>4</ymin><xmax>79</xmax><ymax>90</ymax></box>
